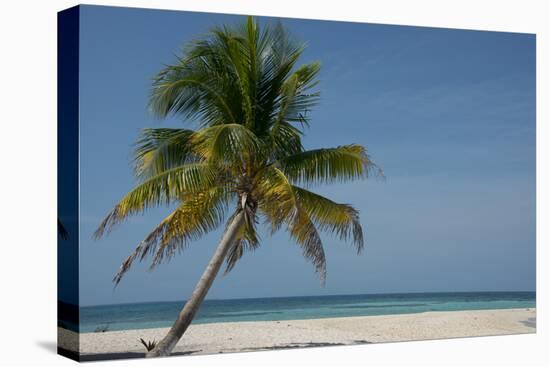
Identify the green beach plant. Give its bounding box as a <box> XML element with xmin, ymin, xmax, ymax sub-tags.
<box><xmin>95</xmin><ymin>16</ymin><xmax>379</xmax><ymax>357</ymax></box>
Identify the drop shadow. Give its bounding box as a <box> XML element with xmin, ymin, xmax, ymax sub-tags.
<box><xmin>35</xmin><ymin>340</ymin><xmax>57</xmax><ymax>354</ymax></box>
<box><xmin>78</xmin><ymin>350</ymin><xmax>201</xmax><ymax>362</ymax></box>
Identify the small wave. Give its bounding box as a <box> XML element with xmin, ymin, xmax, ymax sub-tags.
<box><xmin>335</xmin><ymin>303</ymin><xmax>427</xmax><ymax>310</ymax></box>
<box><xmin>205</xmin><ymin>311</ymin><xmax>283</xmax><ymax>318</ymax></box>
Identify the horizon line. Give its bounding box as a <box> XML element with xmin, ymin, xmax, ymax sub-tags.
<box><xmin>77</xmin><ymin>289</ymin><xmax>536</xmax><ymax>308</ymax></box>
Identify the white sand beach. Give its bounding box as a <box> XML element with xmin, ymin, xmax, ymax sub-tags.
<box><xmin>59</xmin><ymin>308</ymin><xmax>535</xmax><ymax>360</ymax></box>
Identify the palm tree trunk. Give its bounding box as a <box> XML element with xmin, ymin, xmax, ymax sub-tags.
<box><xmin>146</xmin><ymin>210</ymin><xmax>245</xmax><ymax>357</ymax></box>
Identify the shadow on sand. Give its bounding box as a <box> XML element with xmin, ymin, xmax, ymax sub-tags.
<box><xmin>520</xmin><ymin>317</ymin><xmax>536</xmax><ymax>328</ymax></box>
<box><xmin>224</xmin><ymin>340</ymin><xmax>372</xmax><ymax>354</ymax></box>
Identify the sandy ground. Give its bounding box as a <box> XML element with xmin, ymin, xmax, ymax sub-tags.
<box><xmin>59</xmin><ymin>308</ymin><xmax>535</xmax><ymax>361</ymax></box>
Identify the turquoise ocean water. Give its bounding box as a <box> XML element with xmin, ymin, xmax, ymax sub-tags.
<box><xmin>79</xmin><ymin>291</ymin><xmax>535</xmax><ymax>333</ymax></box>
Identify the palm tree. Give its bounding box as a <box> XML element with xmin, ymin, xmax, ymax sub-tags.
<box><xmin>95</xmin><ymin>16</ymin><xmax>379</xmax><ymax>357</ymax></box>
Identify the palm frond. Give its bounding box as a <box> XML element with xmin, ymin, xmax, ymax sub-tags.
<box><xmin>150</xmin><ymin>189</ymin><xmax>231</xmax><ymax>267</ymax></box>
<box><xmin>278</xmin><ymin>144</ymin><xmax>378</xmax><ymax>185</ymax></box>
<box><xmin>292</xmin><ymin>186</ymin><xmax>363</xmax><ymax>253</ymax></box>
<box><xmin>288</xmin><ymin>203</ymin><xmax>327</xmax><ymax>284</ymax></box>
<box><xmin>134</xmin><ymin>128</ymin><xmax>199</xmax><ymax>178</ymax></box>
<box><xmin>266</xmin><ymin>61</ymin><xmax>319</xmax><ymax>158</ymax></box>
<box><xmin>112</xmin><ymin>188</ymin><xmax>232</xmax><ymax>284</ymax></box>
<box><xmin>254</xmin><ymin>166</ymin><xmax>298</xmax><ymax>232</ymax></box>
<box><xmin>275</xmin><ymin>62</ymin><xmax>320</xmax><ymax>128</ymax></box>
<box><xmin>254</xmin><ymin>22</ymin><xmax>308</xmax><ymax>136</ymax></box>
<box><xmin>148</xmin><ymin>16</ymin><xmax>317</xmax><ymax>137</ymax></box>
<box><xmin>149</xmin><ymin>24</ymin><xmax>249</xmax><ymax>127</ymax></box>
<box><xmin>268</xmin><ymin>121</ymin><xmax>304</xmax><ymax>159</ymax></box>
<box><xmin>223</xmin><ymin>209</ymin><xmax>260</xmax><ymax>274</ymax></box>
<box><xmin>191</xmin><ymin>123</ymin><xmax>263</xmax><ymax>166</ymax></box>
<box><xmin>150</xmin><ymin>66</ymin><xmax>239</xmax><ymax>126</ymax></box>
<box><xmin>255</xmin><ymin>167</ymin><xmax>326</xmax><ymax>282</ymax></box>
<box><xmin>95</xmin><ymin>163</ymin><xmax>219</xmax><ymax>239</ymax></box>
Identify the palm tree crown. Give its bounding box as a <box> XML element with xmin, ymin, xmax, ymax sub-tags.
<box><xmin>95</xmin><ymin>16</ymin><xmax>378</xmax><ymax>286</ymax></box>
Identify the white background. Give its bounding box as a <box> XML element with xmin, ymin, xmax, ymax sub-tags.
<box><xmin>0</xmin><ymin>0</ymin><xmax>547</xmax><ymax>366</ymax></box>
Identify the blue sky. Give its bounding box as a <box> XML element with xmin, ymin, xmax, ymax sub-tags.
<box><xmin>76</xmin><ymin>5</ymin><xmax>535</xmax><ymax>306</ymax></box>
